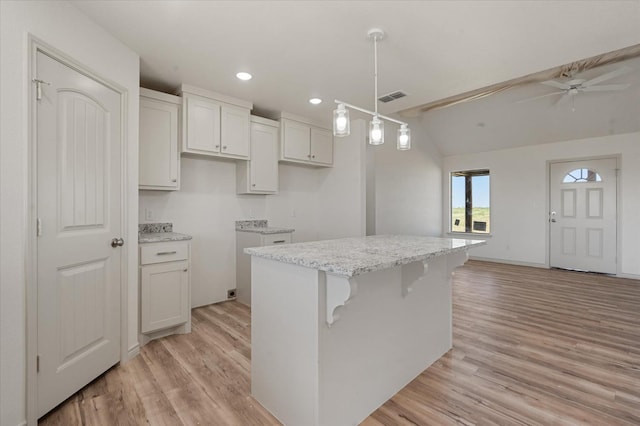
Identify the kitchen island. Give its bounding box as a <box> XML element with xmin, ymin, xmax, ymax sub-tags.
<box><xmin>245</xmin><ymin>235</ymin><xmax>485</xmax><ymax>426</ymax></box>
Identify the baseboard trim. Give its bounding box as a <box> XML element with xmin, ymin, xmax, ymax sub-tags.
<box><xmin>616</xmin><ymin>272</ymin><xmax>640</xmax><ymax>281</ymax></box>
<box><xmin>469</xmin><ymin>256</ymin><xmax>548</xmax><ymax>269</ymax></box>
<box><xmin>469</xmin><ymin>257</ymin><xmax>640</xmax><ymax>281</ymax></box>
<box><xmin>126</xmin><ymin>343</ymin><xmax>140</xmax><ymax>362</ymax></box>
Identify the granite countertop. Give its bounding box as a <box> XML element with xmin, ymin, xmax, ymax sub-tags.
<box><xmin>244</xmin><ymin>235</ymin><xmax>485</xmax><ymax>278</ymax></box>
<box><xmin>236</xmin><ymin>219</ymin><xmax>295</xmax><ymax>235</ymax></box>
<box><xmin>138</xmin><ymin>223</ymin><xmax>192</xmax><ymax>244</ymax></box>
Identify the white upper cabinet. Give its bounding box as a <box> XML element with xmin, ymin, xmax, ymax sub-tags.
<box><xmin>139</xmin><ymin>88</ymin><xmax>181</xmax><ymax>190</ymax></box>
<box><xmin>310</xmin><ymin>127</ymin><xmax>333</xmax><ymax>165</ymax></box>
<box><xmin>221</xmin><ymin>105</ymin><xmax>250</xmax><ymax>157</ymax></box>
<box><xmin>184</xmin><ymin>95</ymin><xmax>221</xmax><ymax>154</ymax></box>
<box><xmin>280</xmin><ymin>112</ymin><xmax>333</xmax><ymax>167</ymax></box>
<box><xmin>237</xmin><ymin>116</ymin><xmax>279</xmax><ymax>194</ymax></box>
<box><xmin>180</xmin><ymin>84</ymin><xmax>252</xmax><ymax>160</ymax></box>
<box><xmin>282</xmin><ymin>119</ymin><xmax>311</xmax><ymax>162</ymax></box>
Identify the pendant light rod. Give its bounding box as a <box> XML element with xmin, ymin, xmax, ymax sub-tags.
<box><xmin>373</xmin><ymin>31</ymin><xmax>379</xmax><ymax>115</ymax></box>
<box><xmin>334</xmin><ymin>99</ymin><xmax>407</xmax><ymax>126</ymax></box>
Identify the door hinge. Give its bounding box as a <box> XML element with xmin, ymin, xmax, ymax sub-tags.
<box><xmin>37</xmin><ymin>355</ymin><xmax>40</xmax><ymax>373</ymax></box>
<box><xmin>37</xmin><ymin>217</ymin><xmax>42</xmax><ymax>237</ymax></box>
<box><xmin>32</xmin><ymin>78</ymin><xmax>50</xmax><ymax>101</ymax></box>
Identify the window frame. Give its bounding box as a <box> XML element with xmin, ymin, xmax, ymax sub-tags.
<box><xmin>449</xmin><ymin>169</ymin><xmax>491</xmax><ymax>235</ymax></box>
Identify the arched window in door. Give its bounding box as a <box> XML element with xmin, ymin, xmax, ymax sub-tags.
<box><xmin>562</xmin><ymin>168</ymin><xmax>602</xmax><ymax>183</ymax></box>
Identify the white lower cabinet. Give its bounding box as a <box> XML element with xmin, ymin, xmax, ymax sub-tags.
<box><xmin>139</xmin><ymin>240</ymin><xmax>191</xmax><ymax>343</ymax></box>
<box><xmin>236</xmin><ymin>231</ymin><xmax>292</xmax><ymax>305</ymax></box>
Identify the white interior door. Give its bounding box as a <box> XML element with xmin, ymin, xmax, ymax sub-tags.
<box><xmin>36</xmin><ymin>50</ymin><xmax>122</xmax><ymax>417</ymax></box>
<box><xmin>549</xmin><ymin>158</ymin><xmax>617</xmax><ymax>274</ymax></box>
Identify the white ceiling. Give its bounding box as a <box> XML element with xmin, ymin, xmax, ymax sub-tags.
<box><xmin>72</xmin><ymin>1</ymin><xmax>640</xmax><ymax>152</ymax></box>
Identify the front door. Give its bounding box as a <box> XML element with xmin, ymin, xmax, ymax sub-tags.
<box><xmin>36</xmin><ymin>50</ymin><xmax>123</xmax><ymax>417</ymax></box>
<box><xmin>549</xmin><ymin>158</ymin><xmax>617</xmax><ymax>274</ymax></box>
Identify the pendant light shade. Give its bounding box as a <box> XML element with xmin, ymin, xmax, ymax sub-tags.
<box><xmin>369</xmin><ymin>116</ymin><xmax>384</xmax><ymax>145</ymax></box>
<box><xmin>333</xmin><ymin>28</ymin><xmax>411</xmax><ymax>151</ymax></box>
<box><xmin>333</xmin><ymin>104</ymin><xmax>350</xmax><ymax>137</ymax></box>
<box><xmin>397</xmin><ymin>124</ymin><xmax>411</xmax><ymax>150</ymax></box>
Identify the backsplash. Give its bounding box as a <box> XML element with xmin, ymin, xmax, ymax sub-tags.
<box><xmin>139</xmin><ymin>222</ymin><xmax>173</xmax><ymax>233</ymax></box>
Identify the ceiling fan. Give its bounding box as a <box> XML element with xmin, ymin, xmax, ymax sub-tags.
<box><xmin>520</xmin><ymin>66</ymin><xmax>632</xmax><ymax>105</ymax></box>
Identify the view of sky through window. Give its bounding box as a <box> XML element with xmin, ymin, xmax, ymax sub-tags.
<box><xmin>452</xmin><ymin>175</ymin><xmax>490</xmax><ymax>208</ymax></box>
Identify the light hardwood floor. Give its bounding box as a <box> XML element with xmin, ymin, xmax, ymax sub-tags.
<box><xmin>40</xmin><ymin>261</ymin><xmax>640</xmax><ymax>425</ymax></box>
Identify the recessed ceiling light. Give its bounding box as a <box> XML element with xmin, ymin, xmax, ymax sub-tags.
<box><xmin>309</xmin><ymin>98</ymin><xmax>322</xmax><ymax>105</ymax></box>
<box><xmin>236</xmin><ymin>72</ymin><xmax>252</xmax><ymax>81</ymax></box>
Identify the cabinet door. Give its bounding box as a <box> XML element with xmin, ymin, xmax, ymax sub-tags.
<box><xmin>282</xmin><ymin>119</ymin><xmax>311</xmax><ymax>161</ymax></box>
<box><xmin>221</xmin><ymin>105</ymin><xmax>250</xmax><ymax>158</ymax></box>
<box><xmin>141</xmin><ymin>260</ymin><xmax>189</xmax><ymax>333</ymax></box>
<box><xmin>250</xmin><ymin>122</ymin><xmax>279</xmax><ymax>192</ymax></box>
<box><xmin>139</xmin><ymin>97</ymin><xmax>179</xmax><ymax>189</ymax></box>
<box><xmin>310</xmin><ymin>127</ymin><xmax>333</xmax><ymax>165</ymax></box>
<box><xmin>184</xmin><ymin>95</ymin><xmax>221</xmax><ymax>154</ymax></box>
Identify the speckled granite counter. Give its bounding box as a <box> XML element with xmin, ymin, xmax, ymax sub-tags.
<box><xmin>245</xmin><ymin>235</ymin><xmax>484</xmax><ymax>277</ymax></box>
<box><xmin>236</xmin><ymin>219</ymin><xmax>294</xmax><ymax>235</ymax></box>
<box><xmin>138</xmin><ymin>223</ymin><xmax>192</xmax><ymax>243</ymax></box>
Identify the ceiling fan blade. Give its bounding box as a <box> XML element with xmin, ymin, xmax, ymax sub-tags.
<box><xmin>541</xmin><ymin>80</ymin><xmax>571</xmax><ymax>90</ymax></box>
<box><xmin>516</xmin><ymin>91</ymin><xmax>565</xmax><ymax>103</ymax></box>
<box><xmin>581</xmin><ymin>66</ymin><xmax>633</xmax><ymax>87</ymax></box>
<box><xmin>581</xmin><ymin>83</ymin><xmax>631</xmax><ymax>92</ymax></box>
<box><xmin>556</xmin><ymin>92</ymin><xmax>573</xmax><ymax>105</ymax></box>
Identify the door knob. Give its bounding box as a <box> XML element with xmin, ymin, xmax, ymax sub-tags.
<box><xmin>111</xmin><ymin>237</ymin><xmax>124</xmax><ymax>247</ymax></box>
<box><xmin>550</xmin><ymin>218</ymin><xmax>557</xmax><ymax>223</ymax></box>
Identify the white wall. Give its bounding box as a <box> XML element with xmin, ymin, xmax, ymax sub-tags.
<box><xmin>442</xmin><ymin>131</ymin><xmax>640</xmax><ymax>277</ymax></box>
<box><xmin>140</xmin><ymin>120</ymin><xmax>368</xmax><ymax>307</ymax></box>
<box><xmin>0</xmin><ymin>1</ymin><xmax>139</xmax><ymax>425</ymax></box>
<box><xmin>374</xmin><ymin>117</ymin><xmax>444</xmax><ymax>236</ymax></box>
<box><xmin>316</xmin><ymin>119</ymin><xmax>367</xmax><ymax>239</ymax></box>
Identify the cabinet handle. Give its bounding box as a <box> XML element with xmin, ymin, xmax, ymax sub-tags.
<box><xmin>157</xmin><ymin>251</ymin><xmax>177</xmax><ymax>255</ymax></box>
<box><xmin>311</xmin><ymin>155</ymin><xmax>315</xmax><ymax>159</ymax></box>
<box><xmin>307</xmin><ymin>154</ymin><xmax>311</xmax><ymax>158</ymax></box>
<box><xmin>252</xmin><ymin>183</ymin><xmax>256</xmax><ymax>187</ymax></box>
<box><xmin>215</xmin><ymin>145</ymin><xmax>220</xmax><ymax>148</ymax></box>
<box><xmin>171</xmin><ymin>179</ymin><xmax>177</xmax><ymax>182</ymax></box>
<box><xmin>223</xmin><ymin>145</ymin><xmax>227</xmax><ymax>150</ymax></box>
<box><xmin>273</xmin><ymin>240</ymin><xmax>286</xmax><ymax>244</ymax></box>
<box><xmin>183</xmin><ymin>268</ymin><xmax>188</xmax><ymax>272</ymax></box>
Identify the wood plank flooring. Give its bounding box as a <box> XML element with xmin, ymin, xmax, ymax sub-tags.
<box><xmin>40</xmin><ymin>261</ymin><xmax>640</xmax><ymax>425</ymax></box>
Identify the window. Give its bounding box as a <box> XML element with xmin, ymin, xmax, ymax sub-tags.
<box><xmin>451</xmin><ymin>169</ymin><xmax>490</xmax><ymax>234</ymax></box>
<box><xmin>562</xmin><ymin>168</ymin><xmax>601</xmax><ymax>183</ymax></box>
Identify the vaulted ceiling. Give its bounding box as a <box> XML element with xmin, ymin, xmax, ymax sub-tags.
<box><xmin>72</xmin><ymin>1</ymin><xmax>640</xmax><ymax>154</ymax></box>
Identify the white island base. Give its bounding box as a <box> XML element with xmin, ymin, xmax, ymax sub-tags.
<box><xmin>251</xmin><ymin>249</ymin><xmax>470</xmax><ymax>426</ymax></box>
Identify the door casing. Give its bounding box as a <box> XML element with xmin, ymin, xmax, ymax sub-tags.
<box><xmin>546</xmin><ymin>155</ymin><xmax>622</xmax><ymax>275</ymax></box>
<box><xmin>25</xmin><ymin>35</ymin><xmax>130</xmax><ymax>425</ymax></box>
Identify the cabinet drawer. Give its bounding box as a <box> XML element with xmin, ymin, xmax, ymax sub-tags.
<box><xmin>140</xmin><ymin>241</ymin><xmax>189</xmax><ymax>265</ymax></box>
<box><xmin>261</xmin><ymin>233</ymin><xmax>292</xmax><ymax>246</ymax></box>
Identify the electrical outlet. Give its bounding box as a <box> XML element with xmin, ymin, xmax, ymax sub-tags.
<box><xmin>227</xmin><ymin>289</ymin><xmax>236</xmax><ymax>299</ymax></box>
<box><xmin>145</xmin><ymin>208</ymin><xmax>153</xmax><ymax>221</ymax></box>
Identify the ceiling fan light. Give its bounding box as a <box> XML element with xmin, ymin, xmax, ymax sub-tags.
<box><xmin>333</xmin><ymin>104</ymin><xmax>350</xmax><ymax>137</ymax></box>
<box><xmin>369</xmin><ymin>116</ymin><xmax>384</xmax><ymax>145</ymax></box>
<box><xmin>397</xmin><ymin>124</ymin><xmax>411</xmax><ymax>150</ymax></box>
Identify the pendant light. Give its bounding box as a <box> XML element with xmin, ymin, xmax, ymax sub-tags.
<box><xmin>333</xmin><ymin>28</ymin><xmax>410</xmax><ymax>150</ymax></box>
